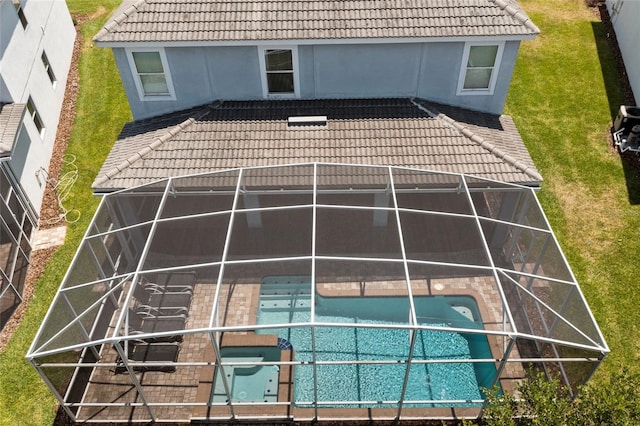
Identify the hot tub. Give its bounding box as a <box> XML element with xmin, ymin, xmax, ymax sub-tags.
<box><xmin>211</xmin><ymin>346</ymin><xmax>280</xmax><ymax>403</ymax></box>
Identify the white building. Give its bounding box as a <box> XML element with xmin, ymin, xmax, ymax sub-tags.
<box><xmin>606</xmin><ymin>0</ymin><xmax>640</xmax><ymax>103</ymax></box>
<box><xmin>0</xmin><ymin>0</ymin><xmax>75</xmax><ymax>328</ymax></box>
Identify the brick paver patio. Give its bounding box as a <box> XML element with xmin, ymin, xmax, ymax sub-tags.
<box><xmin>76</xmin><ymin>273</ymin><xmax>524</xmax><ymax>422</ymax></box>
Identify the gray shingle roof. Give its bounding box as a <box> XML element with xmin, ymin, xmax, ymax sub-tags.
<box><xmin>93</xmin><ymin>98</ymin><xmax>542</xmax><ymax>191</ymax></box>
<box><xmin>0</xmin><ymin>103</ymin><xmax>26</xmax><ymax>157</ymax></box>
<box><xmin>94</xmin><ymin>0</ymin><xmax>539</xmax><ymax>44</ymax></box>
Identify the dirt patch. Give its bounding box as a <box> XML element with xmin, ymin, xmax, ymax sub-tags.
<box><xmin>0</xmin><ymin>15</ymin><xmax>87</xmax><ymax>353</ymax></box>
<box><xmin>546</xmin><ymin>177</ymin><xmax>619</xmax><ymax>258</ymax></box>
<box><xmin>89</xmin><ymin>6</ymin><xmax>106</xmax><ymax>20</ymax></box>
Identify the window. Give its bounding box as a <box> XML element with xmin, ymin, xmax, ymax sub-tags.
<box><xmin>126</xmin><ymin>49</ymin><xmax>175</xmax><ymax>101</ymax></box>
<box><xmin>14</xmin><ymin>1</ymin><xmax>28</xmax><ymax>29</ymax></box>
<box><xmin>457</xmin><ymin>43</ymin><xmax>504</xmax><ymax>95</ymax></box>
<box><xmin>26</xmin><ymin>97</ymin><xmax>44</xmax><ymax>137</ymax></box>
<box><xmin>259</xmin><ymin>47</ymin><xmax>299</xmax><ymax>98</ymax></box>
<box><xmin>41</xmin><ymin>51</ymin><xmax>56</xmax><ymax>87</ymax></box>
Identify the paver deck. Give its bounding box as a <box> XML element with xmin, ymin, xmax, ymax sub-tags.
<box><xmin>76</xmin><ymin>272</ymin><xmax>524</xmax><ymax>422</ymax></box>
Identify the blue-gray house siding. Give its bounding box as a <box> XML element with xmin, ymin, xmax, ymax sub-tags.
<box><xmin>113</xmin><ymin>40</ymin><xmax>522</xmax><ymax>120</ymax></box>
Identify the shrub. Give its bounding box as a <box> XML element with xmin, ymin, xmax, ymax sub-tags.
<box><xmin>482</xmin><ymin>370</ymin><xmax>570</xmax><ymax>426</ymax></box>
<box><xmin>572</xmin><ymin>368</ymin><xmax>640</xmax><ymax>425</ymax></box>
<box><xmin>481</xmin><ymin>368</ymin><xmax>640</xmax><ymax>426</ymax></box>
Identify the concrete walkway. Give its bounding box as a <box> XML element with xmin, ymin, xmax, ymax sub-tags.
<box><xmin>32</xmin><ymin>226</ymin><xmax>67</xmax><ymax>251</ymax></box>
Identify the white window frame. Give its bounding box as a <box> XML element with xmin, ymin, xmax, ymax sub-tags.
<box><xmin>26</xmin><ymin>97</ymin><xmax>45</xmax><ymax>138</ymax></box>
<box><xmin>125</xmin><ymin>48</ymin><xmax>176</xmax><ymax>101</ymax></box>
<box><xmin>258</xmin><ymin>46</ymin><xmax>300</xmax><ymax>99</ymax></box>
<box><xmin>14</xmin><ymin>1</ymin><xmax>28</xmax><ymax>30</ymax></box>
<box><xmin>457</xmin><ymin>41</ymin><xmax>505</xmax><ymax>96</ymax></box>
<box><xmin>41</xmin><ymin>51</ymin><xmax>57</xmax><ymax>88</ymax></box>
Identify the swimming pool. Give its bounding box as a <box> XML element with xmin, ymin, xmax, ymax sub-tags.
<box><xmin>256</xmin><ymin>278</ymin><xmax>497</xmax><ymax>407</ymax></box>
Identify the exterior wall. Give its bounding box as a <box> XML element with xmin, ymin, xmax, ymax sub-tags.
<box><xmin>113</xmin><ymin>45</ymin><xmax>263</xmax><ymax>119</ymax></box>
<box><xmin>310</xmin><ymin>43</ymin><xmax>422</xmax><ymax>99</ymax></box>
<box><xmin>606</xmin><ymin>0</ymin><xmax>640</xmax><ymax>102</ymax></box>
<box><xmin>0</xmin><ymin>0</ymin><xmax>74</xmax><ymax>329</ymax></box>
<box><xmin>116</xmin><ymin>40</ymin><xmax>521</xmax><ymax>120</ymax></box>
<box><xmin>0</xmin><ymin>0</ymin><xmax>75</xmax><ymax>215</ymax></box>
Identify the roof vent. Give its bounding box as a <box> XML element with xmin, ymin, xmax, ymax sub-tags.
<box><xmin>288</xmin><ymin>115</ymin><xmax>327</xmax><ymax>128</ymax></box>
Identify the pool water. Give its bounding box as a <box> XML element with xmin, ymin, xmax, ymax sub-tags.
<box><xmin>256</xmin><ymin>277</ymin><xmax>497</xmax><ymax>407</ymax></box>
<box><xmin>211</xmin><ymin>346</ymin><xmax>280</xmax><ymax>403</ymax></box>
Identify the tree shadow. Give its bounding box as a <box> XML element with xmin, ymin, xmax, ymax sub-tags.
<box><xmin>591</xmin><ymin>4</ymin><xmax>639</xmax><ymax>204</ymax></box>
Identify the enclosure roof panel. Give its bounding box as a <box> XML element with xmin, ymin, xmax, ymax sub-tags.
<box><xmin>29</xmin><ymin>164</ymin><xmax>607</xmax><ymax>358</ymax></box>
<box><xmin>94</xmin><ymin>0</ymin><xmax>539</xmax><ymax>44</ymax></box>
<box><xmin>93</xmin><ymin>98</ymin><xmax>542</xmax><ymax>191</ymax></box>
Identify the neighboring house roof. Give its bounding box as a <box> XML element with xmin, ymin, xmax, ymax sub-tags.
<box><xmin>93</xmin><ymin>98</ymin><xmax>542</xmax><ymax>192</ymax></box>
<box><xmin>94</xmin><ymin>0</ymin><xmax>539</xmax><ymax>44</ymax></box>
<box><xmin>0</xmin><ymin>103</ymin><xmax>26</xmax><ymax>158</ymax></box>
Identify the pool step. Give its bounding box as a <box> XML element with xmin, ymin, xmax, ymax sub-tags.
<box><xmin>259</xmin><ymin>288</ymin><xmax>312</xmax><ymax>296</ymax></box>
<box><xmin>260</xmin><ymin>276</ymin><xmax>312</xmax><ymax>311</ymax></box>
<box><xmin>260</xmin><ymin>275</ymin><xmax>311</xmax><ymax>295</ymax></box>
<box><xmin>263</xmin><ymin>365</ymin><xmax>279</xmax><ymax>399</ymax></box>
<box><xmin>259</xmin><ymin>293</ymin><xmax>311</xmax><ymax>311</ymax></box>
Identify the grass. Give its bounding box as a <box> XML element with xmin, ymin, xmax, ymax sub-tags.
<box><xmin>0</xmin><ymin>2</ymin><xmax>129</xmax><ymax>425</ymax></box>
<box><xmin>506</xmin><ymin>0</ymin><xmax>640</xmax><ymax>380</ymax></box>
<box><xmin>0</xmin><ymin>0</ymin><xmax>638</xmax><ymax>424</ymax></box>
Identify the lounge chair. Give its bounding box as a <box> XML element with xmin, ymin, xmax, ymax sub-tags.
<box><xmin>135</xmin><ymin>304</ymin><xmax>188</xmax><ymax>318</ymax></box>
<box><xmin>126</xmin><ymin>309</ymin><xmax>186</xmax><ymax>342</ymax></box>
<box><xmin>143</xmin><ymin>271</ymin><xmax>196</xmax><ymax>294</ymax></box>
<box><xmin>115</xmin><ymin>340</ymin><xmax>180</xmax><ymax>373</ymax></box>
<box><xmin>132</xmin><ymin>280</ymin><xmax>193</xmax><ymax>313</ymax></box>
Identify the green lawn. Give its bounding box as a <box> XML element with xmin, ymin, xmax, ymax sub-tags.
<box><xmin>0</xmin><ymin>2</ymin><xmax>129</xmax><ymax>424</ymax></box>
<box><xmin>0</xmin><ymin>0</ymin><xmax>638</xmax><ymax>424</ymax></box>
<box><xmin>506</xmin><ymin>0</ymin><xmax>640</xmax><ymax>381</ymax></box>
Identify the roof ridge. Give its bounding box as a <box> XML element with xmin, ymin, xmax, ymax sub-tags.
<box><xmin>93</xmin><ymin>0</ymin><xmax>147</xmax><ymax>41</ymax></box>
<box><xmin>490</xmin><ymin>0</ymin><xmax>540</xmax><ymax>34</ymax></box>
<box><xmin>411</xmin><ymin>99</ymin><xmax>542</xmax><ymax>182</ymax></box>
<box><xmin>94</xmin><ymin>0</ymin><xmax>540</xmax><ymax>44</ymax></box>
<box><xmin>94</xmin><ymin>107</ymin><xmax>210</xmax><ymax>186</ymax></box>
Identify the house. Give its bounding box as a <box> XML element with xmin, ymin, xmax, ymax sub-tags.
<box><xmin>94</xmin><ymin>0</ymin><xmax>539</xmax><ymax>121</ymax></box>
<box><xmin>91</xmin><ymin>0</ymin><xmax>542</xmax><ymax>192</ymax></box>
<box><xmin>0</xmin><ymin>0</ymin><xmax>75</xmax><ymax>329</ymax></box>
<box><xmin>28</xmin><ymin>1</ymin><xmax>611</xmax><ymax>424</ymax></box>
<box><xmin>606</xmin><ymin>0</ymin><xmax>640</xmax><ymax>103</ymax></box>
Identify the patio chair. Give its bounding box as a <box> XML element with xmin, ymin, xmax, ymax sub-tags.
<box><xmin>115</xmin><ymin>340</ymin><xmax>180</xmax><ymax>373</ymax></box>
<box><xmin>142</xmin><ymin>271</ymin><xmax>196</xmax><ymax>294</ymax></box>
<box><xmin>145</xmin><ymin>291</ymin><xmax>192</xmax><ymax>311</ymax></box>
<box><xmin>126</xmin><ymin>309</ymin><xmax>186</xmax><ymax>343</ymax></box>
<box><xmin>135</xmin><ymin>303</ymin><xmax>188</xmax><ymax>318</ymax></box>
<box><xmin>132</xmin><ymin>279</ymin><xmax>193</xmax><ymax>313</ymax></box>
<box><xmin>133</xmin><ymin>291</ymin><xmax>192</xmax><ymax>315</ymax></box>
